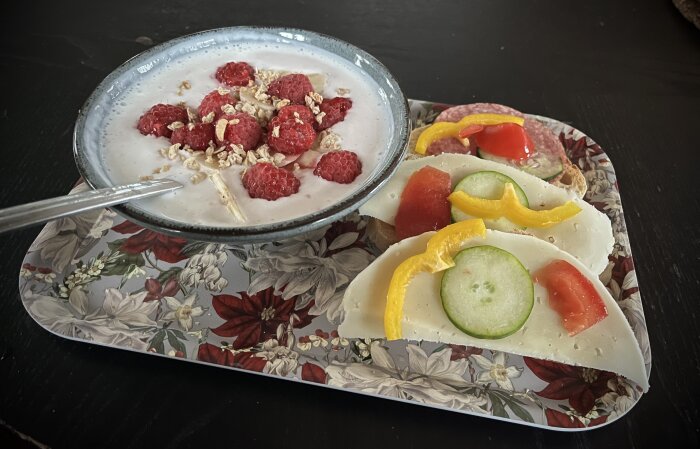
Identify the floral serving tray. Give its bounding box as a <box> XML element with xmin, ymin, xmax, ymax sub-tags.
<box><xmin>18</xmin><ymin>99</ymin><xmax>651</xmax><ymax>431</ymax></box>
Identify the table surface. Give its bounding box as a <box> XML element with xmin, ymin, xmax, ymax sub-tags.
<box><xmin>1</xmin><ymin>1</ymin><xmax>699</xmax><ymax>447</ymax></box>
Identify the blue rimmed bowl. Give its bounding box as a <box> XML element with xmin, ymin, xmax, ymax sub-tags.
<box><xmin>73</xmin><ymin>26</ymin><xmax>410</xmax><ymax>243</ymax></box>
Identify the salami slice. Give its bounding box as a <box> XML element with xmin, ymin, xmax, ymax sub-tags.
<box><xmin>434</xmin><ymin>103</ymin><xmax>568</xmax><ymax>179</ymax></box>
<box><xmin>435</xmin><ymin>103</ymin><xmax>524</xmax><ymax>122</ymax></box>
<box><xmin>426</xmin><ymin>137</ymin><xmax>473</xmax><ymax>156</ymax></box>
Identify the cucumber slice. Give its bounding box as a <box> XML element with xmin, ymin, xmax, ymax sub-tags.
<box><xmin>478</xmin><ymin>148</ymin><xmax>564</xmax><ymax>181</ymax></box>
<box><xmin>441</xmin><ymin>246</ymin><xmax>534</xmax><ymax>339</ymax></box>
<box><xmin>451</xmin><ymin>171</ymin><xmax>529</xmax><ymax>232</ymax></box>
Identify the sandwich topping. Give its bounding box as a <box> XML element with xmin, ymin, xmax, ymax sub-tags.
<box><xmin>417</xmin><ymin>103</ymin><xmax>570</xmax><ymax>181</ymax></box>
<box><xmin>448</xmin><ymin>183</ymin><xmax>582</xmax><ymax>228</ymax></box>
<box><xmin>415</xmin><ymin>113</ymin><xmax>525</xmax><ymax>155</ymax></box>
<box><xmin>385</xmin><ymin>219</ymin><xmax>487</xmax><ymax>340</ymax></box>
<box><xmin>459</xmin><ymin>123</ymin><xmax>534</xmax><ymax>161</ymax></box>
<box><xmin>534</xmin><ymin>259</ymin><xmax>609</xmax><ymax>336</ymax></box>
<box><xmin>360</xmin><ymin>153</ymin><xmax>614</xmax><ymax>275</ymax></box>
<box><xmin>394</xmin><ymin>166</ymin><xmax>452</xmax><ymax>240</ymax></box>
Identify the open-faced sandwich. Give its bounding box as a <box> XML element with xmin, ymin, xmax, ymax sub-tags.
<box><xmin>338</xmin><ymin>103</ymin><xmax>649</xmax><ymax>392</ymax></box>
<box><xmin>410</xmin><ymin>103</ymin><xmax>586</xmax><ymax>194</ymax></box>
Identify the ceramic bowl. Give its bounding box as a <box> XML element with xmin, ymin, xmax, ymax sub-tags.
<box><xmin>73</xmin><ymin>26</ymin><xmax>410</xmax><ymax>243</ymax></box>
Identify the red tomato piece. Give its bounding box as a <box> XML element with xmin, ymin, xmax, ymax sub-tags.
<box><xmin>473</xmin><ymin>123</ymin><xmax>534</xmax><ymax>160</ymax></box>
<box><xmin>457</xmin><ymin>124</ymin><xmax>484</xmax><ymax>138</ymax></box>
<box><xmin>534</xmin><ymin>260</ymin><xmax>608</xmax><ymax>336</ymax></box>
<box><xmin>394</xmin><ymin>166</ymin><xmax>452</xmax><ymax>240</ymax></box>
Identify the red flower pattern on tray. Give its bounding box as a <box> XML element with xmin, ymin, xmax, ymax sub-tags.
<box><xmin>448</xmin><ymin>344</ymin><xmax>483</xmax><ymax>361</ymax></box>
<box><xmin>301</xmin><ymin>362</ymin><xmax>327</xmax><ymax>384</ymax></box>
<box><xmin>524</xmin><ymin>357</ymin><xmax>615</xmax><ymax>415</ymax></box>
<box><xmin>144</xmin><ymin>277</ymin><xmax>179</xmax><ymax>302</ymax></box>
<box><xmin>211</xmin><ymin>287</ymin><xmax>314</xmax><ymax>349</ymax></box>
<box><xmin>112</xmin><ymin>221</ymin><xmax>188</xmax><ymax>263</ymax></box>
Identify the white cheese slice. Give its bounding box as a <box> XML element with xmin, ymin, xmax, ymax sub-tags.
<box><xmin>359</xmin><ymin>153</ymin><xmax>614</xmax><ymax>275</ymax></box>
<box><xmin>339</xmin><ymin>229</ymin><xmax>649</xmax><ymax>391</ymax></box>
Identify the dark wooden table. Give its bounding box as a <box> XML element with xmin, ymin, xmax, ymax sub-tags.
<box><xmin>1</xmin><ymin>1</ymin><xmax>698</xmax><ymax>447</ymax></box>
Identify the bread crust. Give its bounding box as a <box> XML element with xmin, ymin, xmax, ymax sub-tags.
<box><xmin>551</xmin><ymin>163</ymin><xmax>587</xmax><ymax>199</ymax></box>
<box><xmin>365</xmin><ymin>217</ymin><xmax>398</xmax><ymax>252</ymax></box>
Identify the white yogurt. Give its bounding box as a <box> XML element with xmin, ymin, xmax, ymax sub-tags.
<box><xmin>101</xmin><ymin>42</ymin><xmax>393</xmax><ymax>227</ymax></box>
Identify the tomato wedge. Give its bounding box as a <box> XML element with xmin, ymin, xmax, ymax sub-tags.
<box><xmin>460</xmin><ymin>123</ymin><xmax>534</xmax><ymax>161</ymax></box>
<box><xmin>394</xmin><ymin>166</ymin><xmax>452</xmax><ymax>240</ymax></box>
<box><xmin>457</xmin><ymin>124</ymin><xmax>484</xmax><ymax>138</ymax></box>
<box><xmin>534</xmin><ymin>259</ymin><xmax>608</xmax><ymax>335</ymax></box>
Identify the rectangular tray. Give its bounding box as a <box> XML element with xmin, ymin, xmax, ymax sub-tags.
<box><xmin>18</xmin><ymin>99</ymin><xmax>651</xmax><ymax>431</ymax></box>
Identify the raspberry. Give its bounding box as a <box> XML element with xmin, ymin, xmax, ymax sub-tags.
<box><xmin>170</xmin><ymin>123</ymin><xmax>215</xmax><ymax>151</ymax></box>
<box><xmin>217</xmin><ymin>113</ymin><xmax>262</xmax><ymax>151</ymax></box>
<box><xmin>198</xmin><ymin>90</ymin><xmax>237</xmax><ymax>120</ymax></box>
<box><xmin>242</xmin><ymin>162</ymin><xmax>301</xmax><ymax>201</ymax></box>
<box><xmin>317</xmin><ymin>97</ymin><xmax>352</xmax><ymax>131</ymax></box>
<box><xmin>276</xmin><ymin>105</ymin><xmax>315</xmax><ymax>124</ymax></box>
<box><xmin>137</xmin><ymin>104</ymin><xmax>187</xmax><ymax>138</ymax></box>
<box><xmin>267</xmin><ymin>116</ymin><xmax>317</xmax><ymax>155</ymax></box>
<box><xmin>314</xmin><ymin>150</ymin><xmax>362</xmax><ymax>184</ymax></box>
<box><xmin>215</xmin><ymin>61</ymin><xmax>255</xmax><ymax>87</ymax></box>
<box><xmin>267</xmin><ymin>74</ymin><xmax>314</xmax><ymax>104</ymax></box>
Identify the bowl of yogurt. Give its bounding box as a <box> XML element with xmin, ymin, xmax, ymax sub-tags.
<box><xmin>73</xmin><ymin>27</ymin><xmax>410</xmax><ymax>242</ymax></box>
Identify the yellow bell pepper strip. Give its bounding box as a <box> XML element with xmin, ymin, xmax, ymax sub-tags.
<box><xmin>384</xmin><ymin>219</ymin><xmax>487</xmax><ymax>340</ymax></box>
<box><xmin>448</xmin><ymin>183</ymin><xmax>582</xmax><ymax>228</ymax></box>
<box><xmin>415</xmin><ymin>113</ymin><xmax>525</xmax><ymax>155</ymax></box>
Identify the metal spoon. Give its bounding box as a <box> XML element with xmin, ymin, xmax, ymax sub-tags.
<box><xmin>0</xmin><ymin>179</ymin><xmax>183</xmax><ymax>234</ymax></box>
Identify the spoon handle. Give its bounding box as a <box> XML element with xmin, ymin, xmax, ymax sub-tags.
<box><xmin>0</xmin><ymin>179</ymin><xmax>183</xmax><ymax>233</ymax></box>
